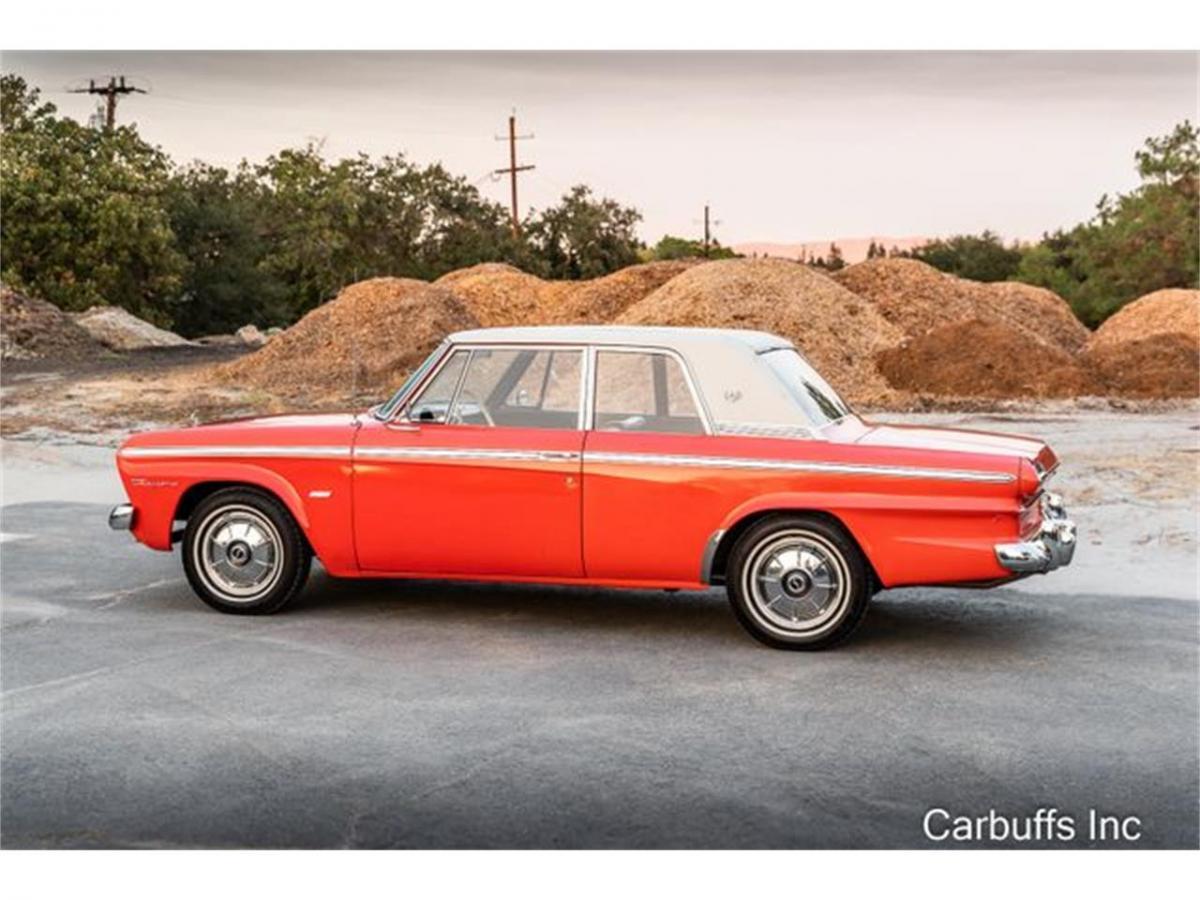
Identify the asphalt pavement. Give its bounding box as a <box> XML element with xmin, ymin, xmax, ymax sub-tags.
<box><xmin>1</xmin><ymin>417</ymin><xmax>1197</xmax><ymax>848</ymax></box>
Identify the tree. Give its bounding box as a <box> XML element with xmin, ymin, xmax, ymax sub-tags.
<box><xmin>866</xmin><ymin>239</ymin><xmax>886</xmax><ymax>260</ymax></box>
<box><xmin>1</xmin><ymin>74</ymin><xmax>186</xmax><ymax>324</ymax></box>
<box><xmin>165</xmin><ymin>162</ymin><xmax>290</xmax><ymax>336</ymax></box>
<box><xmin>647</xmin><ymin>234</ymin><xmax>736</xmax><ymax>261</ymax></box>
<box><xmin>524</xmin><ymin>185</ymin><xmax>643</xmax><ymax>279</ymax></box>
<box><xmin>247</xmin><ymin>145</ymin><xmax>522</xmax><ymax>316</ymax></box>
<box><xmin>901</xmin><ymin>231</ymin><xmax>1022</xmax><ymax>282</ymax></box>
<box><xmin>825</xmin><ymin>242</ymin><xmax>846</xmax><ymax>271</ymax></box>
<box><xmin>1018</xmin><ymin>120</ymin><xmax>1199</xmax><ymax>326</ymax></box>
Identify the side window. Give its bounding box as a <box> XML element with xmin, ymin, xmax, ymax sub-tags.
<box><xmin>407</xmin><ymin>349</ymin><xmax>468</xmax><ymax>423</ymax></box>
<box><xmin>449</xmin><ymin>348</ymin><xmax>582</xmax><ymax>430</ymax></box>
<box><xmin>594</xmin><ymin>351</ymin><xmax>705</xmax><ymax>434</ymax></box>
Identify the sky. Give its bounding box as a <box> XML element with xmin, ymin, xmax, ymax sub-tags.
<box><xmin>4</xmin><ymin>51</ymin><xmax>1197</xmax><ymax>246</ymax></box>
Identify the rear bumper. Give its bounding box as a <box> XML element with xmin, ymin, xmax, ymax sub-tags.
<box><xmin>108</xmin><ymin>503</ymin><xmax>135</xmax><ymax>531</ymax></box>
<box><xmin>995</xmin><ymin>492</ymin><xmax>1076</xmax><ymax>574</ymax></box>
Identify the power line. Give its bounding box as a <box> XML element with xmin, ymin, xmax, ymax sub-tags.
<box><xmin>493</xmin><ymin>110</ymin><xmax>535</xmax><ymax>238</ymax></box>
<box><xmin>68</xmin><ymin>76</ymin><xmax>147</xmax><ymax>131</ymax></box>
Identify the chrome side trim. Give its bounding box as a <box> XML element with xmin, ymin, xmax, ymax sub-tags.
<box><xmin>355</xmin><ymin>447</ymin><xmax>582</xmax><ymax>464</ymax></box>
<box><xmin>700</xmin><ymin>528</ymin><xmax>726</xmax><ymax>584</ymax></box>
<box><xmin>583</xmin><ymin>451</ymin><xmax>1016</xmax><ymax>484</ymax></box>
<box><xmin>119</xmin><ymin>445</ymin><xmax>351</xmax><ymax>460</ymax></box>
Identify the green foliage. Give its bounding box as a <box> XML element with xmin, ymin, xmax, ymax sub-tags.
<box><xmin>808</xmin><ymin>242</ymin><xmax>845</xmax><ymax>271</ymax></box>
<box><xmin>165</xmin><ymin>162</ymin><xmax>290</xmax><ymax>335</ymax></box>
<box><xmin>647</xmin><ymin>234</ymin><xmax>737</xmax><ymax>261</ymax></box>
<box><xmin>901</xmin><ymin>231</ymin><xmax>1022</xmax><ymax>282</ymax></box>
<box><xmin>1</xmin><ymin>74</ymin><xmax>186</xmax><ymax>325</ymax></box>
<box><xmin>1</xmin><ymin>77</ymin><xmax>642</xmax><ymax>336</ymax></box>
<box><xmin>1018</xmin><ymin>121</ymin><xmax>1199</xmax><ymax>327</ymax></box>
<box><xmin>524</xmin><ymin>185</ymin><xmax>643</xmax><ymax>279</ymax></box>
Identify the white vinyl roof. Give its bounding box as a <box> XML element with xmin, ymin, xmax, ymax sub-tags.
<box><xmin>448</xmin><ymin>325</ymin><xmax>793</xmax><ymax>355</ymax></box>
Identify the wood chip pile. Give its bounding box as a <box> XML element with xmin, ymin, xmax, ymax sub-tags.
<box><xmin>549</xmin><ymin>260</ymin><xmax>701</xmax><ymax>323</ymax></box>
<box><xmin>216</xmin><ymin>278</ymin><xmax>479</xmax><ymax>399</ymax></box>
<box><xmin>834</xmin><ymin>259</ymin><xmax>1097</xmax><ymax>397</ymax></box>
<box><xmin>617</xmin><ymin>258</ymin><xmax>903</xmax><ymax>405</ymax></box>
<box><xmin>1082</xmin><ymin>289</ymin><xmax>1200</xmax><ymax>398</ymax></box>
<box><xmin>434</xmin><ymin>264</ymin><xmax>554</xmax><ymax>327</ymax></box>
<box><xmin>1</xmin><ymin>285</ymin><xmax>103</xmax><ymax>360</ymax></box>
<box><xmin>213</xmin><ymin>257</ymin><xmax>1194</xmax><ymax>410</ymax></box>
<box><xmin>435</xmin><ymin>260</ymin><xmax>700</xmax><ymax>327</ymax></box>
<box><xmin>876</xmin><ymin>319</ymin><xmax>1102</xmax><ymax>399</ymax></box>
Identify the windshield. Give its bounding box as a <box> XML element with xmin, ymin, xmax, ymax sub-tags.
<box><xmin>374</xmin><ymin>342</ymin><xmax>446</xmax><ymax>419</ymax></box>
<box><xmin>761</xmin><ymin>348</ymin><xmax>852</xmax><ymax>427</ymax></box>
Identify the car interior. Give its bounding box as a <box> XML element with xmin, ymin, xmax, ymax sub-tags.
<box><xmin>406</xmin><ymin>346</ymin><xmax>706</xmax><ymax>434</ymax></box>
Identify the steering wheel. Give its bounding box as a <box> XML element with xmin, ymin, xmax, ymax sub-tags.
<box><xmin>451</xmin><ymin>389</ymin><xmax>495</xmax><ymax>427</ymax></box>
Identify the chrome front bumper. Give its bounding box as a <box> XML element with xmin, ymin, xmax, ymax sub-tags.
<box><xmin>108</xmin><ymin>503</ymin><xmax>135</xmax><ymax>531</ymax></box>
<box><xmin>995</xmin><ymin>492</ymin><xmax>1076</xmax><ymax>574</ymax></box>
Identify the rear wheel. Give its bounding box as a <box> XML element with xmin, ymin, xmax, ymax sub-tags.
<box><xmin>182</xmin><ymin>488</ymin><xmax>311</xmax><ymax>615</ymax></box>
<box><xmin>726</xmin><ymin>515</ymin><xmax>870</xmax><ymax>650</ymax></box>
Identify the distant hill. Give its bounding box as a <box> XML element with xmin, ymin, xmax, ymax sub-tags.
<box><xmin>734</xmin><ymin>236</ymin><xmax>929</xmax><ymax>264</ymax></box>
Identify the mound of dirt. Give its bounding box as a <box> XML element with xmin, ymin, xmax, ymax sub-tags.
<box><xmin>433</xmin><ymin>262</ymin><xmax>524</xmax><ymax>287</ymax></box>
<box><xmin>0</xmin><ymin>285</ymin><xmax>104</xmax><ymax>360</ymax></box>
<box><xmin>876</xmin><ymin>319</ymin><xmax>1102</xmax><ymax>399</ymax></box>
<box><xmin>833</xmin><ymin>259</ymin><xmax>1090</xmax><ymax>355</ymax></box>
<box><xmin>1083</xmin><ymin>289</ymin><xmax>1200</xmax><ymax>397</ymax></box>
<box><xmin>550</xmin><ymin>260</ymin><xmax>702</xmax><ymax>323</ymax></box>
<box><xmin>217</xmin><ymin>277</ymin><xmax>479</xmax><ymax>399</ymax></box>
<box><xmin>434</xmin><ymin>264</ymin><xmax>552</xmax><ymax>327</ymax></box>
<box><xmin>436</xmin><ymin>260</ymin><xmax>702</xmax><ymax>328</ymax></box>
<box><xmin>616</xmin><ymin>258</ymin><xmax>903</xmax><ymax>404</ymax></box>
<box><xmin>74</xmin><ymin>305</ymin><xmax>193</xmax><ymax>351</ymax></box>
<box><xmin>833</xmin><ymin>258</ymin><xmax>982</xmax><ymax>339</ymax></box>
<box><xmin>981</xmin><ymin>281</ymin><xmax>1092</xmax><ymax>354</ymax></box>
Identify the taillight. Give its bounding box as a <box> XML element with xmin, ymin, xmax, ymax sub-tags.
<box><xmin>1017</xmin><ymin>458</ymin><xmax>1042</xmax><ymax>500</ymax></box>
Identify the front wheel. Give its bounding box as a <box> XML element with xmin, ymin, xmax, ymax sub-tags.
<box><xmin>182</xmin><ymin>488</ymin><xmax>312</xmax><ymax>615</ymax></box>
<box><xmin>726</xmin><ymin>515</ymin><xmax>870</xmax><ymax>650</ymax></box>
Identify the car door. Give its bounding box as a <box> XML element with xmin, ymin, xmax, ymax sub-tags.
<box><xmin>354</xmin><ymin>345</ymin><xmax>586</xmax><ymax>577</ymax></box>
<box><xmin>582</xmin><ymin>347</ymin><xmax>726</xmax><ymax>584</ymax></box>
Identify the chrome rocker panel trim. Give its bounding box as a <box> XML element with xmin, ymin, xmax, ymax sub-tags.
<box><xmin>109</xmin><ymin>503</ymin><xmax>135</xmax><ymax>531</ymax></box>
<box><xmin>995</xmin><ymin>492</ymin><xmax>1076</xmax><ymax>574</ymax></box>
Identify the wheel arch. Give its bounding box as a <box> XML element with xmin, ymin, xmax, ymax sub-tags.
<box><xmin>707</xmin><ymin>507</ymin><xmax>883</xmax><ymax>593</ymax></box>
<box><xmin>172</xmin><ymin>477</ymin><xmax>312</xmax><ymax>553</ymax></box>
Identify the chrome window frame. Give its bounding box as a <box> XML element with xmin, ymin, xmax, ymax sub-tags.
<box><xmin>387</xmin><ymin>339</ymin><xmax>715</xmax><ymax>435</ymax></box>
<box><xmin>587</xmin><ymin>344</ymin><xmax>714</xmax><ymax>436</ymax></box>
<box><xmin>396</xmin><ymin>343</ymin><xmax>590</xmax><ymax>430</ymax></box>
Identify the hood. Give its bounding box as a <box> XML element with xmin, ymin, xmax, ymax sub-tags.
<box><xmin>185</xmin><ymin>412</ymin><xmax>359</xmax><ymax>433</ymax></box>
<box><xmin>121</xmin><ymin>412</ymin><xmax>359</xmax><ymax>450</ymax></box>
<box><xmin>856</xmin><ymin>422</ymin><xmax>1058</xmax><ymax>473</ymax></box>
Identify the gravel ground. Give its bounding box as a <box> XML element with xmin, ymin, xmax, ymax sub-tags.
<box><xmin>1</xmin><ymin>411</ymin><xmax>1196</xmax><ymax>849</ymax></box>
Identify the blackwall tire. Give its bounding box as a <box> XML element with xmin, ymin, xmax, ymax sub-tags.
<box><xmin>181</xmin><ymin>487</ymin><xmax>312</xmax><ymax>615</ymax></box>
<box><xmin>726</xmin><ymin>514</ymin><xmax>870</xmax><ymax>650</ymax></box>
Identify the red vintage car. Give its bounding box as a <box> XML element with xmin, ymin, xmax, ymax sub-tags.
<box><xmin>110</xmin><ymin>326</ymin><xmax>1075</xmax><ymax>649</ymax></box>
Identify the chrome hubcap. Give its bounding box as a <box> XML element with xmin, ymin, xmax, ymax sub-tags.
<box><xmin>194</xmin><ymin>506</ymin><xmax>283</xmax><ymax>602</ymax></box>
<box><xmin>745</xmin><ymin>532</ymin><xmax>847</xmax><ymax>634</ymax></box>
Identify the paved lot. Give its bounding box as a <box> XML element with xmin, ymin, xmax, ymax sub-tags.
<box><xmin>1</xmin><ymin>412</ymin><xmax>1197</xmax><ymax>848</ymax></box>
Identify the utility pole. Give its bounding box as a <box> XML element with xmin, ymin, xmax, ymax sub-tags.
<box><xmin>698</xmin><ymin>204</ymin><xmax>722</xmax><ymax>258</ymax></box>
<box><xmin>494</xmin><ymin>111</ymin><xmax>535</xmax><ymax>238</ymax></box>
<box><xmin>69</xmin><ymin>76</ymin><xmax>146</xmax><ymax>130</ymax></box>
